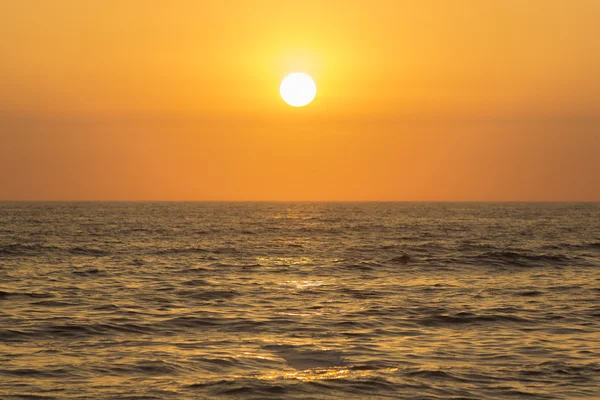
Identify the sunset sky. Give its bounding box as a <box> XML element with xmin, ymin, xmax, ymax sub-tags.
<box><xmin>1</xmin><ymin>0</ymin><xmax>599</xmax><ymax>201</ymax></box>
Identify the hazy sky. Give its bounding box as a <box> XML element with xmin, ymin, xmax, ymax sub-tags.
<box><xmin>1</xmin><ymin>0</ymin><xmax>599</xmax><ymax>200</ymax></box>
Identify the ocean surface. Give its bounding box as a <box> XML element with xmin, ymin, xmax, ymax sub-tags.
<box><xmin>1</xmin><ymin>202</ymin><xmax>599</xmax><ymax>400</ymax></box>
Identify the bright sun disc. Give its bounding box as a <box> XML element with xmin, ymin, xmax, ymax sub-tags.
<box><xmin>280</xmin><ymin>73</ymin><xmax>316</xmax><ymax>107</ymax></box>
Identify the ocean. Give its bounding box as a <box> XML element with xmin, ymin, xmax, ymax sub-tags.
<box><xmin>1</xmin><ymin>202</ymin><xmax>599</xmax><ymax>399</ymax></box>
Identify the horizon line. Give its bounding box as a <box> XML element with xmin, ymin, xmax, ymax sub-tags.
<box><xmin>1</xmin><ymin>200</ymin><xmax>599</xmax><ymax>203</ymax></box>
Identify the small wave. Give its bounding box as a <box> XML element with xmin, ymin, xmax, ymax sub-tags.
<box><xmin>174</xmin><ymin>267</ymin><xmax>212</xmax><ymax>274</ymax></box>
<box><xmin>516</xmin><ymin>290</ymin><xmax>545</xmax><ymax>297</ymax></box>
<box><xmin>0</xmin><ymin>244</ymin><xmax>109</xmax><ymax>257</ymax></box>
<box><xmin>72</xmin><ymin>268</ymin><xmax>105</xmax><ymax>276</ymax></box>
<box><xmin>0</xmin><ymin>244</ymin><xmax>59</xmax><ymax>256</ymax></box>
<box><xmin>0</xmin><ymin>291</ymin><xmax>55</xmax><ymax>299</ymax></box>
<box><xmin>389</xmin><ymin>254</ymin><xmax>412</xmax><ymax>264</ymax></box>
<box><xmin>29</xmin><ymin>300</ymin><xmax>76</xmax><ymax>307</ymax></box>
<box><xmin>37</xmin><ymin>322</ymin><xmax>151</xmax><ymax>338</ymax></box>
<box><xmin>474</xmin><ymin>250</ymin><xmax>574</xmax><ymax>266</ymax></box>
<box><xmin>92</xmin><ymin>303</ymin><xmax>120</xmax><ymax>311</ymax></box>
<box><xmin>118</xmin><ymin>227</ymin><xmax>170</xmax><ymax>235</ymax></box>
<box><xmin>108</xmin><ymin>360</ymin><xmax>181</xmax><ymax>376</ymax></box>
<box><xmin>68</xmin><ymin>247</ymin><xmax>109</xmax><ymax>256</ymax></box>
<box><xmin>403</xmin><ymin>368</ymin><xmax>465</xmax><ymax>381</ymax></box>
<box><xmin>0</xmin><ymin>290</ymin><xmax>16</xmax><ymax>298</ymax></box>
<box><xmin>304</xmin><ymin>375</ymin><xmax>398</xmax><ymax>395</ymax></box>
<box><xmin>263</xmin><ymin>344</ymin><xmax>346</xmax><ymax>370</ymax></box>
<box><xmin>209</xmin><ymin>262</ymin><xmax>262</xmax><ymax>268</ymax></box>
<box><xmin>0</xmin><ymin>329</ymin><xmax>33</xmax><ymax>342</ymax></box>
<box><xmin>517</xmin><ymin>361</ymin><xmax>600</xmax><ymax>378</ymax></box>
<box><xmin>188</xmin><ymin>379</ymin><xmax>289</xmax><ymax>397</ymax></box>
<box><xmin>545</xmin><ymin>242</ymin><xmax>600</xmax><ymax>251</ymax></box>
<box><xmin>211</xmin><ymin>246</ymin><xmax>240</xmax><ymax>254</ymax></box>
<box><xmin>175</xmin><ymin>289</ymin><xmax>239</xmax><ymax>301</ymax></box>
<box><xmin>179</xmin><ymin>279</ymin><xmax>211</xmax><ymax>287</ymax></box>
<box><xmin>340</xmin><ymin>287</ymin><xmax>383</xmax><ymax>299</ymax></box>
<box><xmin>160</xmin><ymin>316</ymin><xmax>264</xmax><ymax>331</ymax></box>
<box><xmin>419</xmin><ymin>312</ymin><xmax>532</xmax><ymax>326</ymax></box>
<box><xmin>345</xmin><ymin>245</ymin><xmax>377</xmax><ymax>253</ymax></box>
<box><xmin>188</xmin><ymin>355</ymin><xmax>239</xmax><ymax>369</ymax></box>
<box><xmin>334</xmin><ymin>262</ymin><xmax>377</xmax><ymax>272</ymax></box>
<box><xmin>155</xmin><ymin>247</ymin><xmax>209</xmax><ymax>255</ymax></box>
<box><xmin>0</xmin><ymin>367</ymin><xmax>78</xmax><ymax>378</ymax></box>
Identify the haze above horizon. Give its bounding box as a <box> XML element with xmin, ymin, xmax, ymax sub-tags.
<box><xmin>1</xmin><ymin>1</ymin><xmax>599</xmax><ymax>201</ymax></box>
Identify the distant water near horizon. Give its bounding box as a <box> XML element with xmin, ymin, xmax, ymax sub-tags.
<box><xmin>1</xmin><ymin>202</ymin><xmax>599</xmax><ymax>399</ymax></box>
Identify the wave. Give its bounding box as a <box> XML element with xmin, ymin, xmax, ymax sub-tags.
<box><xmin>0</xmin><ymin>329</ymin><xmax>33</xmax><ymax>342</ymax></box>
<box><xmin>0</xmin><ymin>367</ymin><xmax>79</xmax><ymax>378</ymax></box>
<box><xmin>208</xmin><ymin>262</ymin><xmax>262</xmax><ymax>269</ymax></box>
<box><xmin>0</xmin><ymin>244</ymin><xmax>59</xmax><ymax>256</ymax></box>
<box><xmin>419</xmin><ymin>312</ymin><xmax>532</xmax><ymax>326</ymax></box>
<box><xmin>0</xmin><ymin>244</ymin><xmax>109</xmax><ymax>257</ymax></box>
<box><xmin>472</xmin><ymin>250</ymin><xmax>575</xmax><ymax>266</ymax></box>
<box><xmin>174</xmin><ymin>289</ymin><xmax>240</xmax><ymax>301</ymax></box>
<box><xmin>515</xmin><ymin>290</ymin><xmax>545</xmax><ymax>297</ymax></box>
<box><xmin>188</xmin><ymin>379</ymin><xmax>291</xmax><ymax>397</ymax></box>
<box><xmin>188</xmin><ymin>373</ymin><xmax>398</xmax><ymax>398</ymax></box>
<box><xmin>0</xmin><ymin>322</ymin><xmax>154</xmax><ymax>341</ymax></box>
<box><xmin>159</xmin><ymin>316</ymin><xmax>265</xmax><ymax>331</ymax></box>
<box><xmin>403</xmin><ymin>368</ymin><xmax>468</xmax><ymax>382</ymax></box>
<box><xmin>155</xmin><ymin>247</ymin><xmax>210</xmax><ymax>255</ymax></box>
<box><xmin>389</xmin><ymin>254</ymin><xmax>412</xmax><ymax>264</ymax></box>
<box><xmin>544</xmin><ymin>242</ymin><xmax>600</xmax><ymax>251</ymax></box>
<box><xmin>72</xmin><ymin>267</ymin><xmax>105</xmax><ymax>276</ymax></box>
<box><xmin>515</xmin><ymin>361</ymin><xmax>600</xmax><ymax>379</ymax></box>
<box><xmin>29</xmin><ymin>300</ymin><xmax>77</xmax><ymax>307</ymax></box>
<box><xmin>0</xmin><ymin>290</ymin><xmax>55</xmax><ymax>299</ymax></box>
<box><xmin>263</xmin><ymin>344</ymin><xmax>346</xmax><ymax>370</ymax></box>
<box><xmin>106</xmin><ymin>360</ymin><xmax>182</xmax><ymax>376</ymax></box>
<box><xmin>44</xmin><ymin>322</ymin><xmax>151</xmax><ymax>337</ymax></box>
<box><xmin>68</xmin><ymin>247</ymin><xmax>109</xmax><ymax>256</ymax></box>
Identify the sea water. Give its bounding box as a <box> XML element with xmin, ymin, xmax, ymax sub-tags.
<box><xmin>1</xmin><ymin>202</ymin><xmax>599</xmax><ymax>399</ymax></box>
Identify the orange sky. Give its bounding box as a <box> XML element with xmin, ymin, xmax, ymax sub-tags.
<box><xmin>1</xmin><ymin>0</ymin><xmax>599</xmax><ymax>201</ymax></box>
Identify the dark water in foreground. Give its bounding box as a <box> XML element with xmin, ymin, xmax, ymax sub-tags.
<box><xmin>1</xmin><ymin>202</ymin><xmax>599</xmax><ymax>400</ymax></box>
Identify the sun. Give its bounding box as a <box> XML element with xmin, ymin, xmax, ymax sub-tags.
<box><xmin>280</xmin><ymin>73</ymin><xmax>317</xmax><ymax>107</ymax></box>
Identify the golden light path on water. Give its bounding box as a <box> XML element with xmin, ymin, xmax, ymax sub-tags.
<box><xmin>255</xmin><ymin>366</ymin><xmax>400</xmax><ymax>382</ymax></box>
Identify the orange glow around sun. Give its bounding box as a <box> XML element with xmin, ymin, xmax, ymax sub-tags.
<box><xmin>0</xmin><ymin>1</ymin><xmax>599</xmax><ymax>201</ymax></box>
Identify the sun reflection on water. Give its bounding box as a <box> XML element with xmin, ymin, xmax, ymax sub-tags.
<box><xmin>255</xmin><ymin>366</ymin><xmax>400</xmax><ymax>382</ymax></box>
